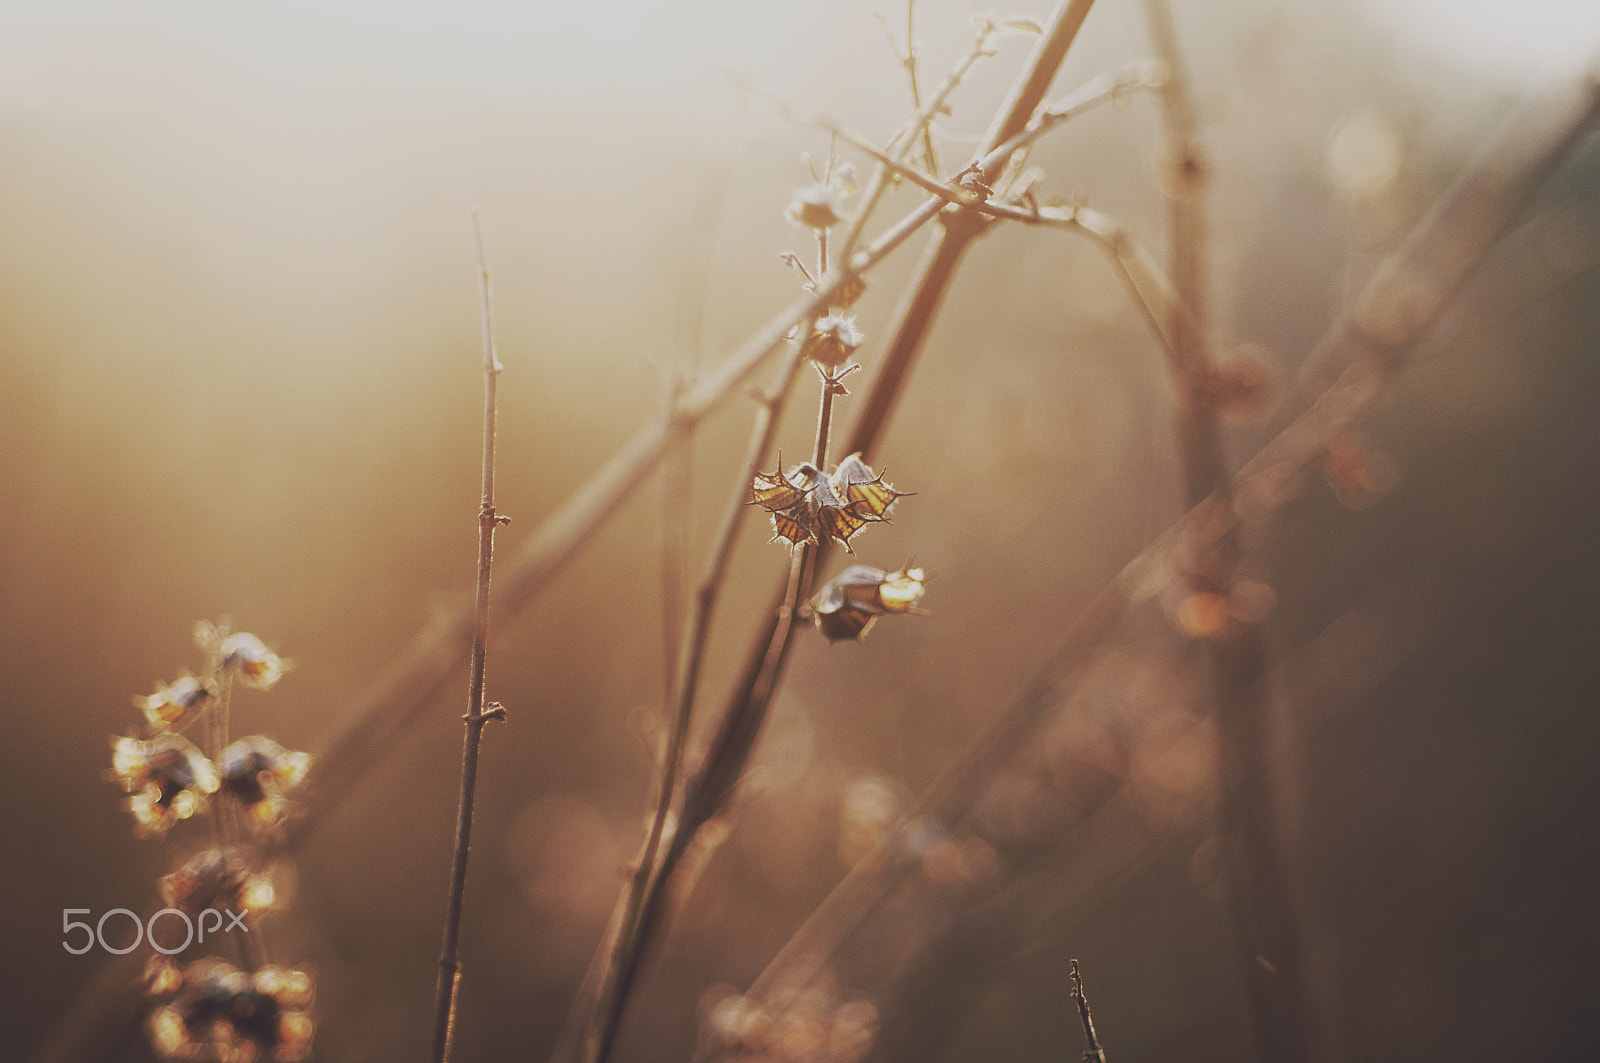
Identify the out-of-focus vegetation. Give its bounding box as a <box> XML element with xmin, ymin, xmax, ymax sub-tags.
<box><xmin>3</xmin><ymin>1</ymin><xmax>1598</xmax><ymax>1060</ymax></box>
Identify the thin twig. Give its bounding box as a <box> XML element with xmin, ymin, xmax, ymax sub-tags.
<box><xmin>758</xmin><ymin>60</ymin><xmax>1159</xmax><ymax>224</ymax></box>
<box><xmin>833</xmin><ymin>13</ymin><xmax>1008</xmax><ymax>269</ymax></box>
<box><xmin>720</xmin><ymin>63</ymin><xmax>1600</xmax><ymax>1046</ymax></box>
<box><xmin>430</xmin><ymin>213</ymin><xmax>512</xmax><ymax>1063</ymax></box>
<box><xmin>569</xmin><ymin>4</ymin><xmax>1104</xmax><ymax>1060</ymax></box>
<box><xmin>1070</xmin><ymin>960</ymin><xmax>1107</xmax><ymax>1063</ymax></box>
<box><xmin>282</xmin><ymin>188</ymin><xmax>945</xmax><ymax>855</ymax></box>
<box><xmin>566</xmin><ymin>340</ymin><xmax>813</xmax><ymax>1063</ymax></box>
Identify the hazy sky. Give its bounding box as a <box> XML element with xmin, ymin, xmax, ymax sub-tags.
<box><xmin>3</xmin><ymin>0</ymin><xmax>1596</xmax><ymax>122</ymax></box>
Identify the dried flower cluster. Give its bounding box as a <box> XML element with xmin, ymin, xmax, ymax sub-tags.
<box><xmin>147</xmin><ymin>958</ymin><xmax>314</xmax><ymax>1063</ymax></box>
<box><xmin>107</xmin><ymin>621</ymin><xmax>315</xmax><ymax>1062</ymax></box>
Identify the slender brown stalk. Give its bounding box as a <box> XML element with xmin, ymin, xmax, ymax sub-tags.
<box><xmin>1138</xmin><ymin>5</ymin><xmax>1313</xmax><ymax>1059</ymax></box>
<box><xmin>430</xmin><ymin>214</ymin><xmax>511</xmax><ymax>1063</ymax></box>
<box><xmin>563</xmin><ymin>340</ymin><xmax>812</xmax><ymax>1063</ymax></box>
<box><xmin>723</xmin><ymin>62</ymin><xmax>1600</xmax><ymax>1044</ymax></box>
<box><xmin>567</xmin><ymin>5</ymin><xmax>1103</xmax><ymax>1061</ymax></box>
<box><xmin>279</xmin><ymin>188</ymin><xmax>944</xmax><ymax>855</ymax></box>
<box><xmin>1071</xmin><ymin>960</ymin><xmax>1107</xmax><ymax>1063</ymax></box>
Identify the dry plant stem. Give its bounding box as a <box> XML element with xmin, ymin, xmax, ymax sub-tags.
<box><xmin>430</xmin><ymin>215</ymin><xmax>510</xmax><ymax>1063</ymax></box>
<box><xmin>732</xmin><ymin>67</ymin><xmax>1600</xmax><ymax>1029</ymax></box>
<box><xmin>887</xmin><ymin>0</ymin><xmax>940</xmax><ymax>174</ymax></box>
<box><xmin>1071</xmin><ymin>960</ymin><xmax>1107</xmax><ymax>1063</ymax></box>
<box><xmin>45</xmin><ymin>44</ymin><xmax>1600</xmax><ymax>1063</ymax></box>
<box><xmin>571</xmin><ymin>3</ymin><xmax>1103</xmax><ymax>1060</ymax></box>
<box><xmin>565</xmin><ymin>342</ymin><xmax>813</xmax><ymax>1063</ymax></box>
<box><xmin>1140</xmin><ymin>3</ymin><xmax>1311</xmax><ymax>1060</ymax></box>
<box><xmin>205</xmin><ymin>675</ymin><xmax>261</xmax><ymax>971</ymax></box>
<box><xmin>282</xmin><ymin>189</ymin><xmax>942</xmax><ymax>854</ymax></box>
<box><xmin>835</xmin><ymin>14</ymin><xmax>1005</xmax><ymax>267</ymax></box>
<box><xmin>574</xmin><ymin>348</ymin><xmax>832</xmax><ymax>1063</ymax></box>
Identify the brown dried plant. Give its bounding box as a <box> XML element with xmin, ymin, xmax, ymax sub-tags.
<box><xmin>40</xmin><ymin>3</ymin><xmax>1600</xmax><ymax>1063</ymax></box>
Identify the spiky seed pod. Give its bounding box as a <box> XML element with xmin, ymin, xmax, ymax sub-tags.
<box><xmin>750</xmin><ymin>453</ymin><xmax>909</xmax><ymax>552</ymax></box>
<box><xmin>137</xmin><ymin>673</ymin><xmax>219</xmax><ymax>733</ymax></box>
<box><xmin>111</xmin><ymin>734</ymin><xmax>221</xmax><ymax>838</ymax></box>
<box><xmin>810</xmin><ymin>563</ymin><xmax>928</xmax><ymax>642</ymax></box>
<box><xmin>220</xmin><ymin>736</ymin><xmax>311</xmax><ymax>833</ymax></box>
<box><xmin>158</xmin><ymin>848</ymin><xmax>276</xmax><ymax>919</ymax></box>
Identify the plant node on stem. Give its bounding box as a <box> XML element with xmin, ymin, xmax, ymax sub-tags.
<box><xmin>430</xmin><ymin>212</ymin><xmax>510</xmax><ymax>1063</ymax></box>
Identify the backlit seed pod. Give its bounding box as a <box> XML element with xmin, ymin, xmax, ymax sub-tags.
<box><xmin>220</xmin><ymin>736</ymin><xmax>311</xmax><ymax>832</ymax></box>
<box><xmin>810</xmin><ymin>563</ymin><xmax>928</xmax><ymax>642</ymax></box>
<box><xmin>218</xmin><ymin>633</ymin><xmax>290</xmax><ymax>690</ymax></box>
<box><xmin>137</xmin><ymin>673</ymin><xmax>219</xmax><ymax>732</ymax></box>
<box><xmin>111</xmin><ymin>734</ymin><xmax>221</xmax><ymax>838</ymax></box>
<box><xmin>751</xmin><ymin>453</ymin><xmax>908</xmax><ymax>552</ymax></box>
<box><xmin>801</xmin><ymin>314</ymin><xmax>864</xmax><ymax>368</ymax></box>
<box><xmin>786</xmin><ymin>182</ymin><xmax>842</xmax><ymax>229</ymax></box>
<box><xmin>146</xmin><ymin>958</ymin><xmax>314</xmax><ymax>1063</ymax></box>
<box><xmin>159</xmin><ymin>848</ymin><xmax>275</xmax><ymax>918</ymax></box>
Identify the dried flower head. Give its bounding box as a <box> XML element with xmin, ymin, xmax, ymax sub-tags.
<box><xmin>786</xmin><ymin>183</ymin><xmax>842</xmax><ymax>230</ymax></box>
<box><xmin>147</xmin><ymin>958</ymin><xmax>314</xmax><ymax>1063</ymax></box>
<box><xmin>159</xmin><ymin>848</ymin><xmax>276</xmax><ymax>918</ymax></box>
<box><xmin>801</xmin><ymin>315</ymin><xmax>864</xmax><ymax>368</ymax></box>
<box><xmin>810</xmin><ymin>563</ymin><xmax>928</xmax><ymax>642</ymax></box>
<box><xmin>751</xmin><ymin>452</ymin><xmax>908</xmax><ymax>552</ymax></box>
<box><xmin>218</xmin><ymin>633</ymin><xmax>290</xmax><ymax>690</ymax></box>
<box><xmin>220</xmin><ymin>736</ymin><xmax>312</xmax><ymax>833</ymax></box>
<box><xmin>111</xmin><ymin>734</ymin><xmax>220</xmax><ymax>837</ymax></box>
<box><xmin>138</xmin><ymin>673</ymin><xmax>219</xmax><ymax>733</ymax></box>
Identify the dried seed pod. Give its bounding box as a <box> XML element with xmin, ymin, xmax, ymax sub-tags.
<box><xmin>750</xmin><ymin>453</ymin><xmax>908</xmax><ymax>552</ymax></box>
<box><xmin>111</xmin><ymin>734</ymin><xmax>220</xmax><ymax>838</ymax></box>
<box><xmin>810</xmin><ymin>563</ymin><xmax>928</xmax><ymax>642</ymax></box>
<box><xmin>138</xmin><ymin>673</ymin><xmax>219</xmax><ymax>733</ymax></box>
<box><xmin>220</xmin><ymin>736</ymin><xmax>312</xmax><ymax>833</ymax></box>
<box><xmin>218</xmin><ymin>633</ymin><xmax>290</xmax><ymax>690</ymax></box>
<box><xmin>159</xmin><ymin>848</ymin><xmax>276</xmax><ymax>918</ymax></box>
<box><xmin>147</xmin><ymin>958</ymin><xmax>314</xmax><ymax>1063</ymax></box>
<box><xmin>786</xmin><ymin>182</ymin><xmax>842</xmax><ymax>229</ymax></box>
<box><xmin>801</xmin><ymin>314</ymin><xmax>864</xmax><ymax>368</ymax></box>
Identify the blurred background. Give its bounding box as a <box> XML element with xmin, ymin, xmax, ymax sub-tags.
<box><xmin>3</xmin><ymin>0</ymin><xmax>1598</xmax><ymax>1060</ymax></box>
